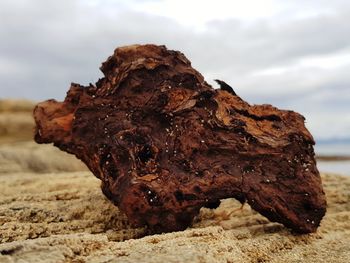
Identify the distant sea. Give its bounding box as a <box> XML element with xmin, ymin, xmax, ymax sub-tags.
<box><xmin>315</xmin><ymin>142</ymin><xmax>350</xmax><ymax>176</ymax></box>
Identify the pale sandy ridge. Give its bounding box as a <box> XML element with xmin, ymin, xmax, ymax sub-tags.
<box><xmin>0</xmin><ymin>99</ymin><xmax>35</xmax><ymax>144</ymax></box>
<box><xmin>0</xmin><ymin>171</ymin><xmax>349</xmax><ymax>263</ymax></box>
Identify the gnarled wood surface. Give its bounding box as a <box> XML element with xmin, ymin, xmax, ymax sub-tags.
<box><xmin>33</xmin><ymin>44</ymin><xmax>326</xmax><ymax>233</ymax></box>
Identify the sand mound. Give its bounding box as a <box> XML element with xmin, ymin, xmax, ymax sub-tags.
<box><xmin>0</xmin><ymin>99</ymin><xmax>35</xmax><ymax>113</ymax></box>
<box><xmin>0</xmin><ymin>99</ymin><xmax>35</xmax><ymax>143</ymax></box>
<box><xmin>0</xmin><ymin>99</ymin><xmax>87</xmax><ymax>172</ymax></box>
<box><xmin>0</xmin><ymin>142</ymin><xmax>87</xmax><ymax>173</ymax></box>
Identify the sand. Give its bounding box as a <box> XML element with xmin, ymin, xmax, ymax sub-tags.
<box><xmin>0</xmin><ymin>150</ymin><xmax>349</xmax><ymax>262</ymax></box>
<box><xmin>0</xmin><ymin>100</ymin><xmax>349</xmax><ymax>262</ymax></box>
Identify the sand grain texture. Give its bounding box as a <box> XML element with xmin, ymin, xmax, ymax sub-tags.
<box><xmin>0</xmin><ymin>170</ymin><xmax>349</xmax><ymax>262</ymax></box>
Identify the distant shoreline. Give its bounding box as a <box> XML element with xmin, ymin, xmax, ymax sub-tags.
<box><xmin>316</xmin><ymin>155</ymin><xmax>350</xmax><ymax>162</ymax></box>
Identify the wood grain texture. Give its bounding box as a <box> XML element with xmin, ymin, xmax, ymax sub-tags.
<box><xmin>33</xmin><ymin>44</ymin><xmax>326</xmax><ymax>233</ymax></box>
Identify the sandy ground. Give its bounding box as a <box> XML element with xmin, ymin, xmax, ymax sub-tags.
<box><xmin>0</xmin><ymin>100</ymin><xmax>349</xmax><ymax>262</ymax></box>
<box><xmin>0</xmin><ymin>150</ymin><xmax>349</xmax><ymax>262</ymax></box>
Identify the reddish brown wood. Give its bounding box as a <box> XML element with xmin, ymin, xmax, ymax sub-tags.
<box><xmin>34</xmin><ymin>44</ymin><xmax>326</xmax><ymax>233</ymax></box>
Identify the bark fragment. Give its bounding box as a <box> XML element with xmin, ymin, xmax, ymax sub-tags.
<box><xmin>33</xmin><ymin>44</ymin><xmax>326</xmax><ymax>233</ymax></box>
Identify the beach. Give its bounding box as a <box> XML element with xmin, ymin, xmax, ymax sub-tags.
<box><xmin>0</xmin><ymin>100</ymin><xmax>349</xmax><ymax>262</ymax></box>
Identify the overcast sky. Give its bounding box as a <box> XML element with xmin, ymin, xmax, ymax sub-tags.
<box><xmin>0</xmin><ymin>0</ymin><xmax>349</xmax><ymax>141</ymax></box>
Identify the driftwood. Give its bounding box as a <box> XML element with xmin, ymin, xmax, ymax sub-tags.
<box><xmin>33</xmin><ymin>44</ymin><xmax>326</xmax><ymax>233</ymax></box>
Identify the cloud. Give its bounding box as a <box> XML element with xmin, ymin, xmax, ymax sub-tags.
<box><xmin>0</xmin><ymin>0</ymin><xmax>349</xmax><ymax>139</ymax></box>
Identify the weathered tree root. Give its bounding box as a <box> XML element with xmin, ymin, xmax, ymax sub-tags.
<box><xmin>34</xmin><ymin>44</ymin><xmax>326</xmax><ymax>233</ymax></box>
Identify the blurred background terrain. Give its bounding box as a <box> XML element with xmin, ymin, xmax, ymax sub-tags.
<box><xmin>0</xmin><ymin>99</ymin><xmax>87</xmax><ymax>174</ymax></box>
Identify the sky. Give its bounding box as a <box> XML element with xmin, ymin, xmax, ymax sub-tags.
<box><xmin>0</xmin><ymin>0</ymin><xmax>349</xmax><ymax>141</ymax></box>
